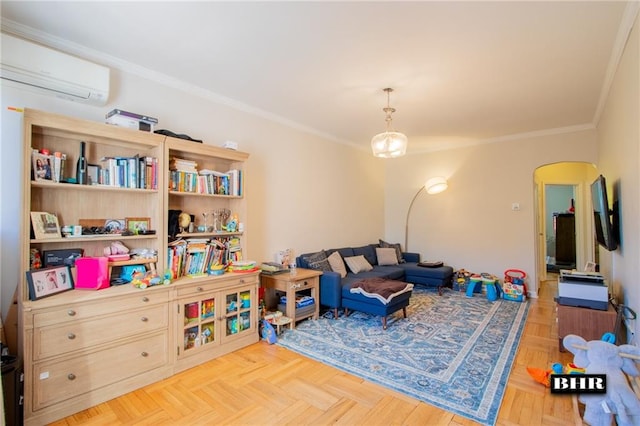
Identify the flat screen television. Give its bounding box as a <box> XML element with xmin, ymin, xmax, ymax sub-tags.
<box><xmin>590</xmin><ymin>174</ymin><xmax>618</xmax><ymax>251</ymax></box>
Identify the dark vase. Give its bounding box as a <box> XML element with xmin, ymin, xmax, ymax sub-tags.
<box><xmin>76</xmin><ymin>141</ymin><xmax>87</xmax><ymax>184</ymax></box>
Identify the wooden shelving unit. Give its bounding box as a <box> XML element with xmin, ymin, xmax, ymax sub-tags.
<box><xmin>19</xmin><ymin>109</ymin><xmax>257</xmax><ymax>425</ymax></box>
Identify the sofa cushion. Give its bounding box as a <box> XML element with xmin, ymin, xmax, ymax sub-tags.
<box><xmin>353</xmin><ymin>245</ymin><xmax>377</xmax><ymax>266</ymax></box>
<box><xmin>344</xmin><ymin>255</ymin><xmax>373</xmax><ymax>274</ymax></box>
<box><xmin>379</xmin><ymin>239</ymin><xmax>405</xmax><ymax>263</ymax></box>
<box><xmin>327</xmin><ymin>251</ymin><xmax>347</xmax><ymax>278</ymax></box>
<box><xmin>376</xmin><ymin>247</ymin><xmax>398</xmax><ymax>266</ymax></box>
<box><xmin>328</xmin><ymin>247</ymin><xmax>355</xmax><ymax>259</ymax></box>
<box><xmin>303</xmin><ymin>250</ymin><xmax>332</xmax><ymax>272</ymax></box>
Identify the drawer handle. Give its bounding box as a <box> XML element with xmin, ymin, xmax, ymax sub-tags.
<box><xmin>67</xmin><ymin>310</ymin><xmax>76</xmax><ymax>317</ymax></box>
<box><xmin>142</xmin><ymin>296</ymin><xmax>150</xmax><ymax>302</ymax></box>
<box><xmin>141</xmin><ymin>317</ymin><xmax>148</xmax><ymax>322</ymax></box>
<box><xmin>67</xmin><ymin>373</ymin><xmax>76</xmax><ymax>381</ymax></box>
<box><xmin>67</xmin><ymin>333</ymin><xmax>76</xmax><ymax>340</ymax></box>
<box><xmin>197</xmin><ymin>287</ymin><xmax>204</xmax><ymax>292</ymax></box>
<box><xmin>141</xmin><ymin>351</ymin><xmax>148</xmax><ymax>357</ymax></box>
<box><xmin>240</xmin><ymin>279</ymin><xmax>245</xmax><ymax>283</ymax></box>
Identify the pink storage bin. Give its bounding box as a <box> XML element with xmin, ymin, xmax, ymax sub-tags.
<box><xmin>75</xmin><ymin>257</ymin><xmax>110</xmax><ymax>290</ymax></box>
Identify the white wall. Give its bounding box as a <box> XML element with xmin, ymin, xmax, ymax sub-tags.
<box><xmin>0</xmin><ymin>68</ymin><xmax>385</xmax><ymax>320</ymax></box>
<box><xmin>596</xmin><ymin>13</ymin><xmax>640</xmax><ymax>343</ymax></box>
<box><xmin>384</xmin><ymin>130</ymin><xmax>598</xmax><ymax>297</ymax></box>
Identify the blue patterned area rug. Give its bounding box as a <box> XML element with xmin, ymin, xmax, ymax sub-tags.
<box><xmin>277</xmin><ymin>287</ymin><xmax>529</xmax><ymax>425</ymax></box>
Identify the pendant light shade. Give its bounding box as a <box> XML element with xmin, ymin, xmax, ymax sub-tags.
<box><xmin>371</xmin><ymin>88</ymin><xmax>408</xmax><ymax>158</ymax></box>
<box><xmin>371</xmin><ymin>131</ymin><xmax>408</xmax><ymax>158</ymax></box>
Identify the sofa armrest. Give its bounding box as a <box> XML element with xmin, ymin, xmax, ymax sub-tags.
<box><xmin>318</xmin><ymin>271</ymin><xmax>342</xmax><ymax>309</ymax></box>
<box><xmin>403</xmin><ymin>252</ymin><xmax>420</xmax><ymax>263</ymax></box>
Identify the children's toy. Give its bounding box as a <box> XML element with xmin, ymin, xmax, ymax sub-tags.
<box><xmin>453</xmin><ymin>269</ymin><xmax>471</xmax><ymax>292</ymax></box>
<box><xmin>465</xmin><ymin>273</ymin><xmax>501</xmax><ymax>301</ymax></box>
<box><xmin>261</xmin><ymin>319</ymin><xmax>277</xmax><ymax>344</ymax></box>
<box><xmin>526</xmin><ymin>362</ymin><xmax>586</xmax><ymax>387</ymax></box>
<box><xmin>563</xmin><ymin>334</ymin><xmax>640</xmax><ymax>426</ymax></box>
<box><xmin>131</xmin><ymin>270</ymin><xmax>170</xmax><ymax>289</ymax></box>
<box><xmin>502</xmin><ymin>269</ymin><xmax>527</xmax><ymax>301</ymax></box>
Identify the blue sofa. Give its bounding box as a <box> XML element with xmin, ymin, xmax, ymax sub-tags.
<box><xmin>296</xmin><ymin>243</ymin><xmax>453</xmax><ymax>319</ymax></box>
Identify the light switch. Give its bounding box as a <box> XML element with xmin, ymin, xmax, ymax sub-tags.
<box><xmin>512</xmin><ymin>203</ymin><xmax>520</xmax><ymax>211</ymax></box>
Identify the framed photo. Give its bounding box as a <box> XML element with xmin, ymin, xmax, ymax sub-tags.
<box><xmin>32</xmin><ymin>151</ymin><xmax>52</xmax><ymax>181</ymax></box>
<box><xmin>26</xmin><ymin>265</ymin><xmax>74</xmax><ymax>300</ymax></box>
<box><xmin>125</xmin><ymin>217</ymin><xmax>150</xmax><ymax>234</ymax></box>
<box><xmin>584</xmin><ymin>261</ymin><xmax>597</xmax><ymax>272</ymax></box>
<box><xmin>104</xmin><ymin>219</ymin><xmax>126</xmax><ymax>233</ymax></box>
<box><xmin>87</xmin><ymin>164</ymin><xmax>100</xmax><ymax>185</ymax></box>
<box><xmin>30</xmin><ymin>212</ymin><xmax>61</xmax><ymax>240</ymax></box>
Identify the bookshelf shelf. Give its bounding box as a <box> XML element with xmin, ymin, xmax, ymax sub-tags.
<box><xmin>168</xmin><ymin>190</ymin><xmax>241</xmax><ymax>199</ymax></box>
<box><xmin>30</xmin><ymin>234</ymin><xmax>157</xmax><ymax>244</ymax></box>
<box><xmin>32</xmin><ymin>180</ymin><xmax>158</xmax><ymax>193</ymax></box>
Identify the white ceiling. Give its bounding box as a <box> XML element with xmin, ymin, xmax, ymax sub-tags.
<box><xmin>1</xmin><ymin>1</ymin><xmax>636</xmax><ymax>153</ymax></box>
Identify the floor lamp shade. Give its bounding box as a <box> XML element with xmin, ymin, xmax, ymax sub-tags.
<box><xmin>405</xmin><ymin>177</ymin><xmax>448</xmax><ymax>250</ymax></box>
<box><xmin>425</xmin><ymin>176</ymin><xmax>448</xmax><ymax>194</ymax></box>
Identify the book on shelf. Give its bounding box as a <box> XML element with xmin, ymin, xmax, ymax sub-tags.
<box><xmin>32</xmin><ymin>149</ymin><xmax>66</xmax><ymax>183</ymax></box>
<box><xmin>166</xmin><ymin>236</ymin><xmax>241</xmax><ymax>279</ymax></box>
<box><xmin>99</xmin><ymin>155</ymin><xmax>157</xmax><ymax>189</ymax></box>
<box><xmin>170</xmin><ymin>157</ymin><xmax>198</xmax><ymax>173</ymax></box>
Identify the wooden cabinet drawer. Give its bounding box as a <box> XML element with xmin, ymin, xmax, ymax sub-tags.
<box><xmin>34</xmin><ymin>304</ymin><xmax>168</xmax><ymax>360</ymax></box>
<box><xmin>33</xmin><ymin>332</ymin><xmax>168</xmax><ymax>411</ymax></box>
<box><xmin>33</xmin><ymin>291</ymin><xmax>169</xmax><ymax>328</ymax></box>
<box><xmin>177</xmin><ymin>275</ymin><xmax>257</xmax><ymax>297</ymax></box>
<box><xmin>290</xmin><ymin>277</ymin><xmax>318</xmax><ymax>291</ymax></box>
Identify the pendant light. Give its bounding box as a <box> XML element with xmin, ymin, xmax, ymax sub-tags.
<box><xmin>371</xmin><ymin>88</ymin><xmax>408</xmax><ymax>158</ymax></box>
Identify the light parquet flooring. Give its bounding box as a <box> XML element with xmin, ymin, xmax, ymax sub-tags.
<box><xmin>52</xmin><ymin>278</ymin><xmax>578</xmax><ymax>426</ymax></box>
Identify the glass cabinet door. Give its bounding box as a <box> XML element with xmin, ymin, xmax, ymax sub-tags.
<box><xmin>181</xmin><ymin>295</ymin><xmax>217</xmax><ymax>354</ymax></box>
<box><xmin>223</xmin><ymin>288</ymin><xmax>254</xmax><ymax>338</ymax></box>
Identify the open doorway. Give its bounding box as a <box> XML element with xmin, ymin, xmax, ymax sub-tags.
<box><xmin>545</xmin><ymin>184</ymin><xmax>576</xmax><ymax>272</ymax></box>
<box><xmin>534</xmin><ymin>162</ymin><xmax>598</xmax><ymax>283</ymax></box>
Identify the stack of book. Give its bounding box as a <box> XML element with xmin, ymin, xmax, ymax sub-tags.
<box><xmin>106</xmin><ymin>109</ymin><xmax>158</xmax><ymax>132</ymax></box>
<box><xmin>169</xmin><ymin>157</ymin><xmax>198</xmax><ymax>193</ymax></box>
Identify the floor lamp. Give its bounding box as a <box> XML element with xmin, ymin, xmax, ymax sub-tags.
<box><xmin>404</xmin><ymin>177</ymin><xmax>448</xmax><ymax>250</ymax></box>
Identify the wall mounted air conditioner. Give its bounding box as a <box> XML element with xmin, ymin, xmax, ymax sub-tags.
<box><xmin>1</xmin><ymin>33</ymin><xmax>110</xmax><ymax>106</ymax></box>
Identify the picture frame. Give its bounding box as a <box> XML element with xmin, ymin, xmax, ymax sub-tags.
<box><xmin>87</xmin><ymin>164</ymin><xmax>100</xmax><ymax>185</ymax></box>
<box><xmin>32</xmin><ymin>151</ymin><xmax>52</xmax><ymax>182</ymax></box>
<box><xmin>26</xmin><ymin>265</ymin><xmax>74</xmax><ymax>300</ymax></box>
<box><xmin>30</xmin><ymin>212</ymin><xmax>62</xmax><ymax>240</ymax></box>
<box><xmin>104</xmin><ymin>219</ymin><xmax>126</xmax><ymax>233</ymax></box>
<box><xmin>584</xmin><ymin>261</ymin><xmax>597</xmax><ymax>272</ymax></box>
<box><xmin>125</xmin><ymin>217</ymin><xmax>150</xmax><ymax>234</ymax></box>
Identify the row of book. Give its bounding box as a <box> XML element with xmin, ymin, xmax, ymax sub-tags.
<box><xmin>169</xmin><ymin>170</ymin><xmax>242</xmax><ymax>196</ymax></box>
<box><xmin>167</xmin><ymin>236</ymin><xmax>243</xmax><ymax>279</ymax></box>
<box><xmin>99</xmin><ymin>155</ymin><xmax>158</xmax><ymax>189</ymax></box>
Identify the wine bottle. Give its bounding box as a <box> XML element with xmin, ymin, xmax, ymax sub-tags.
<box><xmin>76</xmin><ymin>141</ymin><xmax>87</xmax><ymax>184</ymax></box>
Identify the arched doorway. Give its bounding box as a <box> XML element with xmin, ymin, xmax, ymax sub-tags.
<box><xmin>534</xmin><ymin>162</ymin><xmax>598</xmax><ymax>283</ymax></box>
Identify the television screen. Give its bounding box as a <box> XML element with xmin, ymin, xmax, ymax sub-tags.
<box><xmin>590</xmin><ymin>174</ymin><xmax>618</xmax><ymax>251</ymax></box>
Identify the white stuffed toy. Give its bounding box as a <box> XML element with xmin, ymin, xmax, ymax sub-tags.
<box><xmin>563</xmin><ymin>334</ymin><xmax>640</xmax><ymax>426</ymax></box>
